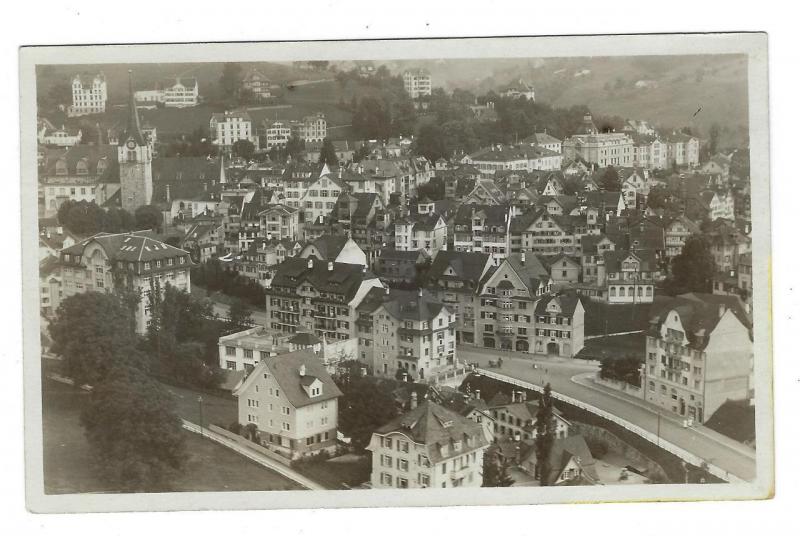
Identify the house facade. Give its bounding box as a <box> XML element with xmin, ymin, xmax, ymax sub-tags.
<box><xmin>69</xmin><ymin>73</ymin><xmax>107</xmax><ymax>116</ymax></box>
<box><xmin>643</xmin><ymin>294</ymin><xmax>752</xmax><ymax>423</ymax></box>
<box><xmin>234</xmin><ymin>349</ymin><xmax>342</xmax><ymax>460</ymax></box>
<box><xmin>367</xmin><ymin>400</ymin><xmax>489</xmax><ymax>489</ymax></box>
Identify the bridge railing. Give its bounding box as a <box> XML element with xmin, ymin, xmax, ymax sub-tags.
<box><xmin>474</xmin><ymin>368</ymin><xmax>746</xmax><ymax>484</ymax></box>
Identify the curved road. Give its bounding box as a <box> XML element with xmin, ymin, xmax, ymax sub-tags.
<box><xmin>457</xmin><ymin>346</ymin><xmax>757</xmax><ymax>482</ymax></box>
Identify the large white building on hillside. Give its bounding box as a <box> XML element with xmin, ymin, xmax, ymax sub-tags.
<box><xmin>69</xmin><ymin>73</ymin><xmax>107</xmax><ymax>116</ymax></box>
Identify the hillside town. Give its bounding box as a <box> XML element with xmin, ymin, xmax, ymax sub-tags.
<box><xmin>36</xmin><ymin>61</ymin><xmax>755</xmax><ymax>493</ymax></box>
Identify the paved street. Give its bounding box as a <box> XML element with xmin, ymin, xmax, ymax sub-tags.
<box><xmin>457</xmin><ymin>345</ymin><xmax>757</xmax><ymax>482</ymax></box>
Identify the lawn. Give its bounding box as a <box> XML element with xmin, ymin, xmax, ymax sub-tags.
<box><xmin>582</xmin><ymin>299</ymin><xmax>666</xmax><ymax>336</ymax></box>
<box><xmin>294</xmin><ymin>454</ymin><xmax>372</xmax><ymax>490</ymax></box>
<box><xmin>580</xmin><ymin>333</ymin><xmax>646</xmax><ymax>361</ymax></box>
<box><xmin>156</xmin><ymin>380</ymin><xmax>239</xmax><ymax>428</ymax></box>
<box><xmin>42</xmin><ymin>378</ymin><xmax>299</xmax><ymax>494</ymax></box>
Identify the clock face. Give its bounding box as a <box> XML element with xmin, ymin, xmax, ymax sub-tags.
<box><xmin>126</xmin><ymin>139</ymin><xmax>136</xmax><ymax>150</ymax></box>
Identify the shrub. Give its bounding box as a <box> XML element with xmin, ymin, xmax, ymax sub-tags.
<box><xmin>228</xmin><ymin>421</ymin><xmax>242</xmax><ymax>435</ymax></box>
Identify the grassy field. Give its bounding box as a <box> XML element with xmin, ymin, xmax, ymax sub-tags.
<box><xmin>294</xmin><ymin>455</ymin><xmax>372</xmax><ymax>490</ymax></box>
<box><xmin>582</xmin><ymin>300</ymin><xmax>659</xmax><ymax>336</ymax></box>
<box><xmin>42</xmin><ymin>378</ymin><xmax>300</xmax><ymax>494</ymax></box>
<box><xmin>581</xmin><ymin>333</ymin><xmax>646</xmax><ymax>361</ymax></box>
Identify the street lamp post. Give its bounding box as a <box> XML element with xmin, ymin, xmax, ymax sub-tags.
<box><xmin>198</xmin><ymin>395</ymin><xmax>204</xmax><ymax>438</ymax></box>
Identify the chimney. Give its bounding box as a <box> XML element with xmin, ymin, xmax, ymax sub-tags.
<box><xmin>307</xmin><ymin>258</ymin><xmax>314</xmax><ymax>269</ymax></box>
<box><xmin>410</xmin><ymin>391</ymin><xmax>418</xmax><ymax>409</ymax></box>
<box><xmin>520</xmin><ymin>252</ymin><xmax>526</xmax><ymax>265</ymax></box>
<box><xmin>417</xmin><ymin>288</ymin><xmax>423</xmax><ymax>298</ymax></box>
<box><xmin>166</xmin><ymin>184</ymin><xmax>171</xmax><ymax>203</ymax></box>
<box><xmin>474</xmin><ymin>389</ymin><xmax>481</xmax><ymax>400</ymax></box>
<box><xmin>56</xmin><ymin>226</ymin><xmax>63</xmax><ymax>234</ymax></box>
<box><xmin>299</xmin><ymin>364</ymin><xmax>306</xmax><ymax>377</ymax></box>
<box><xmin>521</xmin><ymin>391</ymin><xmax>527</xmax><ymax>402</ymax></box>
<box><xmin>327</xmin><ymin>261</ymin><xmax>334</xmax><ymax>272</ymax></box>
<box><xmin>718</xmin><ymin>303</ymin><xmax>726</xmax><ymax>318</ymax></box>
<box><xmin>384</xmin><ymin>286</ymin><xmax>390</xmax><ymax>296</ymax></box>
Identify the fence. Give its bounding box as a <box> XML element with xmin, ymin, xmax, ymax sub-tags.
<box><xmin>427</xmin><ymin>365</ymin><xmax>472</xmax><ymax>387</ymax></box>
<box><xmin>474</xmin><ymin>368</ymin><xmax>746</xmax><ymax>484</ymax></box>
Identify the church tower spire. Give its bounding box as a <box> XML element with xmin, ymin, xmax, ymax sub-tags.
<box><xmin>219</xmin><ymin>150</ymin><xmax>227</xmax><ymax>184</ymax></box>
<box><xmin>118</xmin><ymin>69</ymin><xmax>153</xmax><ymax>213</ymax></box>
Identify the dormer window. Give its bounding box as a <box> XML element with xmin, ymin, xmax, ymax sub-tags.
<box><xmin>55</xmin><ymin>159</ymin><xmax>68</xmax><ymax>176</ymax></box>
<box><xmin>76</xmin><ymin>159</ymin><xmax>89</xmax><ymax>175</ymax></box>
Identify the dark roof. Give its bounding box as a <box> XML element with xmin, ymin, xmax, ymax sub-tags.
<box><xmin>505</xmin><ymin>253</ymin><xmax>550</xmax><ymax>289</ymax></box>
<box><xmin>380</xmin><ymin>293</ymin><xmax>447</xmax><ymax>322</ymax></box>
<box><xmin>153</xmin><ymin>157</ymin><xmax>222</xmax><ymax>183</ymax></box>
<box><xmin>306</xmin><ymin>235</ymin><xmax>348</xmax><ymax>261</ymax></box>
<box><xmin>427</xmin><ymin>250</ymin><xmax>490</xmax><ymax>283</ymax></box>
<box><xmin>287</xmin><ymin>332</ymin><xmax>322</xmax><ymax>346</ymax></box>
<box><xmin>41</xmin><ymin>144</ymin><xmax>119</xmax><ymax>181</ymax></box>
<box><xmin>270</xmin><ymin>258</ymin><xmax>372</xmax><ymax>302</ymax></box>
<box><xmin>602</xmin><ymin>249</ymin><xmax>658</xmax><ymax>273</ymax></box>
<box><xmin>61</xmin><ymin>231</ymin><xmax>192</xmax><ymax>266</ymax></box>
<box><xmin>534</xmin><ymin>435</ymin><xmax>598</xmax><ymax>485</ymax></box>
<box><xmin>534</xmin><ymin>292</ymin><xmax>583</xmax><ymax>316</ymax></box>
<box><xmin>411</xmin><ymin>213</ymin><xmax>443</xmax><ymax>233</ymax></box>
<box><xmin>379</xmin><ymin>249</ymin><xmax>427</xmax><ymax>262</ymax></box>
<box><xmin>375</xmin><ymin>401</ymin><xmax>488</xmax><ymax>463</ymax></box>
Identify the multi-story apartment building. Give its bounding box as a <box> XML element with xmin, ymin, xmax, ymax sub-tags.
<box><xmin>562</xmin><ymin>115</ymin><xmax>634</xmax><ymax>167</ymax></box>
<box><xmin>69</xmin><ymin>73</ymin><xmax>107</xmax><ymax>116</ymax></box>
<box><xmin>234</xmin><ymin>349</ymin><xmax>342</xmax><ymax>460</ymax></box>
<box><xmin>533</xmin><ymin>292</ymin><xmax>585</xmax><ymax>357</ymax></box>
<box><xmin>242</xmin><ymin>69</ymin><xmax>272</xmax><ymax>100</ymax></box>
<box><xmin>643</xmin><ymin>294</ymin><xmax>752</xmax><ymax>423</ymax></box>
<box><xmin>697</xmin><ymin>189</ymin><xmax>736</xmax><ymax>222</ymax></box>
<box><xmin>580</xmin><ymin>234</ymin><xmax>618</xmax><ymax>283</ymax></box>
<box><xmin>58</xmin><ymin>231</ymin><xmax>192</xmax><ymax>333</ymax></box>
<box><xmin>40</xmin><ymin>144</ymin><xmax>120</xmax><ymax>217</ymax></box>
<box><xmin>258</xmin><ymin>204</ymin><xmax>300</xmax><ymax>241</ymax></box>
<box><xmin>517</xmin><ymin>208</ymin><xmax>580</xmax><ymax>257</ymax></box>
<box><xmin>290</xmin><ymin>113</ymin><xmax>327</xmax><ymax>144</ymax></box>
<box><xmin>452</xmin><ymin>204</ymin><xmax>512</xmax><ymax>264</ymax></box>
<box><xmin>366</xmin><ymin>290</ymin><xmax>456</xmax><ymax>381</ymax></box>
<box><xmin>299</xmin><ymin>173</ymin><xmax>346</xmax><ymax>227</ymax></box>
<box><xmin>266</xmin><ymin>257</ymin><xmax>383</xmax><ymax>340</ymax></box>
<box><xmin>521</xmin><ymin>132</ymin><xmax>562</xmax><ymax>153</ymax></box>
<box><xmin>367</xmin><ymin>399</ymin><xmax>489</xmax><ymax>489</ymax></box>
<box><xmin>218</xmin><ymin>327</ymin><xmax>282</xmax><ymax>372</ymax></box>
<box><xmin>402</xmin><ymin>69</ymin><xmax>432</xmax><ymax>98</ymax></box>
<box><xmin>210</xmin><ymin>111</ymin><xmax>256</xmax><ymax>149</ymax></box>
<box><xmin>425</xmin><ymin>251</ymin><xmax>493</xmax><ymax>345</ymax></box>
<box><xmin>261</xmin><ymin>120</ymin><xmax>292</xmax><ymax>149</ymax></box>
<box><xmin>462</xmin><ymin>144</ymin><xmax>562</xmax><ymax>175</ymax></box>
<box><xmin>490</xmin><ymin>393</ymin><xmax>570</xmax><ymax>441</ymax></box>
<box><xmin>162</xmin><ymin>78</ymin><xmax>199</xmax><ymax>107</ymax></box>
<box><xmin>664</xmin><ymin>215</ymin><xmax>700</xmax><ymax>259</ymax></box>
<box><xmin>596</xmin><ymin>249</ymin><xmax>660</xmax><ymax>304</ymax></box>
<box><xmin>394</xmin><ymin>213</ymin><xmax>448</xmax><ymax>257</ymax></box>
<box><xmin>663</xmin><ymin>131</ymin><xmax>700</xmax><ymax>167</ymax></box>
<box><xmin>474</xmin><ymin>253</ymin><xmax>552</xmax><ymax>351</ymax></box>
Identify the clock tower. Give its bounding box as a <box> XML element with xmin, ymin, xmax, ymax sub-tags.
<box><xmin>118</xmin><ymin>70</ymin><xmax>153</xmax><ymax>213</ymax></box>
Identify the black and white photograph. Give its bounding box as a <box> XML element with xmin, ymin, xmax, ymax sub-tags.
<box><xmin>18</xmin><ymin>32</ymin><xmax>772</xmax><ymax>513</ymax></box>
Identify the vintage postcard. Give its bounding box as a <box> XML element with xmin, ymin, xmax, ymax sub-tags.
<box><xmin>20</xmin><ymin>33</ymin><xmax>772</xmax><ymax>513</ymax></box>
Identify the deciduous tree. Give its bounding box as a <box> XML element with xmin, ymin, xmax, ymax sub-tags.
<box><xmin>80</xmin><ymin>365</ymin><xmax>185</xmax><ymax>491</ymax></box>
<box><xmin>317</xmin><ymin>137</ymin><xmax>339</xmax><ymax>167</ymax></box>
<box><xmin>49</xmin><ymin>292</ymin><xmax>144</xmax><ymax>386</ymax></box>
<box><xmin>667</xmin><ymin>234</ymin><xmax>717</xmax><ymax>294</ymax></box>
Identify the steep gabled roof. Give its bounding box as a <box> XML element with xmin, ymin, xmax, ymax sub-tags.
<box><xmin>427</xmin><ymin>250</ymin><xmax>490</xmax><ymax>284</ymax></box>
<box><xmin>235</xmin><ymin>349</ymin><xmax>342</xmax><ymax>409</ymax></box>
<box><xmin>374</xmin><ymin>401</ymin><xmax>488</xmax><ymax>463</ymax></box>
